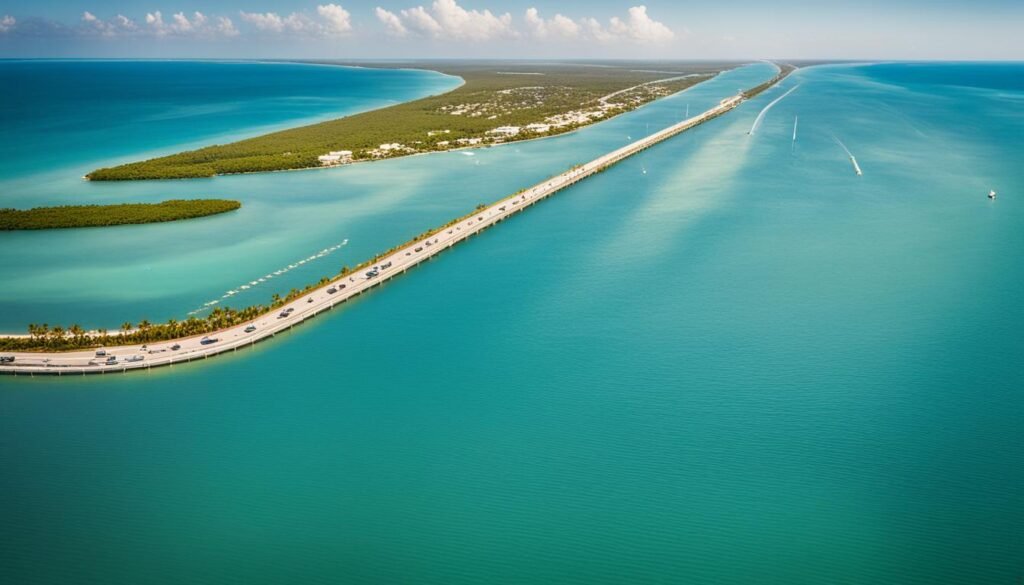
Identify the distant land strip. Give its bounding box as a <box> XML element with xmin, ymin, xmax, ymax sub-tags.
<box><xmin>86</xmin><ymin>60</ymin><xmax>741</xmax><ymax>181</ymax></box>
<box><xmin>0</xmin><ymin>199</ymin><xmax>241</xmax><ymax>230</ymax></box>
<box><xmin>0</xmin><ymin>63</ymin><xmax>798</xmax><ymax>369</ymax></box>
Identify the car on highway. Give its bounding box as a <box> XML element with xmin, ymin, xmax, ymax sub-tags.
<box><xmin>125</xmin><ymin>355</ymin><xmax>144</xmax><ymax>363</ymax></box>
<box><xmin>170</xmin><ymin>344</ymin><xmax>181</xmax><ymax>351</ymax></box>
<box><xmin>244</xmin><ymin>325</ymin><xmax>257</xmax><ymax>333</ymax></box>
<box><xmin>105</xmin><ymin>356</ymin><xmax>118</xmax><ymax>365</ymax></box>
<box><xmin>95</xmin><ymin>349</ymin><xmax>106</xmax><ymax>357</ymax></box>
<box><xmin>200</xmin><ymin>337</ymin><xmax>218</xmax><ymax>345</ymax></box>
<box><xmin>327</xmin><ymin>286</ymin><xmax>338</xmax><ymax>294</ymax></box>
<box><xmin>0</xmin><ymin>355</ymin><xmax>14</xmax><ymax>364</ymax></box>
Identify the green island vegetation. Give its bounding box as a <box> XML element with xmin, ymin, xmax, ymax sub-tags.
<box><xmin>87</xmin><ymin>60</ymin><xmax>738</xmax><ymax>181</ymax></box>
<box><xmin>1</xmin><ymin>68</ymin><xmax>787</xmax><ymax>354</ymax></box>
<box><xmin>0</xmin><ymin>183</ymin><xmax>552</xmax><ymax>352</ymax></box>
<box><xmin>742</xmin><ymin>63</ymin><xmax>796</xmax><ymax>99</ymax></box>
<box><xmin>0</xmin><ymin>199</ymin><xmax>241</xmax><ymax>230</ymax></box>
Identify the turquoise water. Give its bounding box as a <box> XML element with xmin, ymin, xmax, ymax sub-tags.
<box><xmin>1</xmin><ymin>61</ymin><xmax>1022</xmax><ymax>584</ymax></box>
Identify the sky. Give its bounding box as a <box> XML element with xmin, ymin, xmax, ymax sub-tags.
<box><xmin>0</xmin><ymin>0</ymin><xmax>1021</xmax><ymax>60</ymax></box>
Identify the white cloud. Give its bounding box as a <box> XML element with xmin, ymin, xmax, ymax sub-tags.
<box><xmin>390</xmin><ymin>0</ymin><xmax>516</xmax><ymax>41</ymax></box>
<box><xmin>216</xmin><ymin>16</ymin><xmax>239</xmax><ymax>37</ymax></box>
<box><xmin>581</xmin><ymin>17</ymin><xmax>614</xmax><ymax>43</ymax></box>
<box><xmin>0</xmin><ymin>15</ymin><xmax>15</xmax><ymax>33</ymax></box>
<box><xmin>608</xmin><ymin>6</ymin><xmax>674</xmax><ymax>43</ymax></box>
<box><xmin>239</xmin><ymin>11</ymin><xmax>287</xmax><ymax>32</ymax></box>
<box><xmin>142</xmin><ymin>10</ymin><xmax>236</xmax><ymax>38</ymax></box>
<box><xmin>375</xmin><ymin>7</ymin><xmax>407</xmax><ymax>36</ymax></box>
<box><xmin>400</xmin><ymin>6</ymin><xmax>443</xmax><ymax>36</ymax></box>
<box><xmin>525</xmin><ymin>5</ymin><xmax>673</xmax><ymax>45</ymax></box>
<box><xmin>524</xmin><ymin>8</ymin><xmax>579</xmax><ymax>39</ymax></box>
<box><xmin>80</xmin><ymin>11</ymin><xmax>137</xmax><ymax>37</ymax></box>
<box><xmin>239</xmin><ymin>4</ymin><xmax>351</xmax><ymax>37</ymax></box>
<box><xmin>316</xmin><ymin>4</ymin><xmax>352</xmax><ymax>35</ymax></box>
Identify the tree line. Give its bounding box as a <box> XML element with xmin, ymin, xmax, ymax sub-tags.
<box><xmin>0</xmin><ymin>199</ymin><xmax>241</xmax><ymax>230</ymax></box>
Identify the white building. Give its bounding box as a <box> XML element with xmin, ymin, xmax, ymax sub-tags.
<box><xmin>318</xmin><ymin>150</ymin><xmax>353</xmax><ymax>166</ymax></box>
<box><xmin>525</xmin><ymin>123</ymin><xmax>551</xmax><ymax>133</ymax></box>
<box><xmin>488</xmin><ymin>126</ymin><xmax>521</xmax><ymax>137</ymax></box>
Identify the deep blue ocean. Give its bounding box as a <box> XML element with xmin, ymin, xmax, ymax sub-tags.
<box><xmin>0</xmin><ymin>60</ymin><xmax>1021</xmax><ymax>584</ymax></box>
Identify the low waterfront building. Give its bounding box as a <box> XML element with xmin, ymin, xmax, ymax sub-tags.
<box><xmin>317</xmin><ymin>150</ymin><xmax>353</xmax><ymax>166</ymax></box>
<box><xmin>488</xmin><ymin>126</ymin><xmax>521</xmax><ymax>137</ymax></box>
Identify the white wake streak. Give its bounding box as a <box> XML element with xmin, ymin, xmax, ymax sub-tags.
<box><xmin>748</xmin><ymin>84</ymin><xmax>801</xmax><ymax>135</ymax></box>
<box><xmin>188</xmin><ymin>239</ymin><xmax>349</xmax><ymax>315</ymax></box>
<box><xmin>832</xmin><ymin>134</ymin><xmax>863</xmax><ymax>176</ymax></box>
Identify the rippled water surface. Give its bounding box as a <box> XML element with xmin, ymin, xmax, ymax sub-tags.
<box><xmin>1</xmin><ymin>61</ymin><xmax>1021</xmax><ymax>584</ymax></box>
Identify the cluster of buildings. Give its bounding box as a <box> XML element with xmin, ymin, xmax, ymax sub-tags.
<box><xmin>368</xmin><ymin>143</ymin><xmax>416</xmax><ymax>158</ymax></box>
<box><xmin>313</xmin><ymin>86</ymin><xmax>670</xmax><ymax>167</ymax></box>
<box><xmin>317</xmin><ymin>150</ymin><xmax>353</xmax><ymax>166</ymax></box>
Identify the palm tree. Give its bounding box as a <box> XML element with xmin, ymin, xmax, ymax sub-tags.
<box><xmin>69</xmin><ymin>324</ymin><xmax>85</xmax><ymax>345</ymax></box>
<box><xmin>49</xmin><ymin>326</ymin><xmax>65</xmax><ymax>349</ymax></box>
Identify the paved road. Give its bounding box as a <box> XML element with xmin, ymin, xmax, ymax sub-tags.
<box><xmin>0</xmin><ymin>94</ymin><xmax>746</xmax><ymax>376</ymax></box>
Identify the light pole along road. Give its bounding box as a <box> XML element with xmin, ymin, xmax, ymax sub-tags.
<box><xmin>1</xmin><ymin>93</ymin><xmax>747</xmax><ymax>376</ymax></box>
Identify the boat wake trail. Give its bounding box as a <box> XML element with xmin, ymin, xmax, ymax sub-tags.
<box><xmin>832</xmin><ymin>134</ymin><xmax>863</xmax><ymax>176</ymax></box>
<box><xmin>188</xmin><ymin>239</ymin><xmax>349</xmax><ymax>315</ymax></box>
<box><xmin>748</xmin><ymin>84</ymin><xmax>800</xmax><ymax>135</ymax></box>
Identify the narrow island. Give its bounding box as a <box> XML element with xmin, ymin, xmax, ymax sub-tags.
<box><xmin>0</xmin><ymin>64</ymin><xmax>797</xmax><ymax>373</ymax></box>
<box><xmin>0</xmin><ymin>199</ymin><xmax>241</xmax><ymax>230</ymax></box>
<box><xmin>86</xmin><ymin>61</ymin><xmax>736</xmax><ymax>181</ymax></box>
<box><xmin>0</xmin><ymin>75</ymin><xmax>786</xmax><ymax>366</ymax></box>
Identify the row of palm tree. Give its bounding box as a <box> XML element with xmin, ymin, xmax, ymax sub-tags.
<box><xmin>5</xmin><ymin>167</ymin><xmax>586</xmax><ymax>353</ymax></box>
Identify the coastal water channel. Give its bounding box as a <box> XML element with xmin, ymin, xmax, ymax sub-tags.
<box><xmin>1</xmin><ymin>61</ymin><xmax>1022</xmax><ymax>584</ymax></box>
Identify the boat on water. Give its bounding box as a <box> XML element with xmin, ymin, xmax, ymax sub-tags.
<box><xmin>988</xmin><ymin>190</ymin><xmax>997</xmax><ymax>200</ymax></box>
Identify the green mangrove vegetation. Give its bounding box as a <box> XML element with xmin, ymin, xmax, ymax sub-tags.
<box><xmin>87</xmin><ymin>61</ymin><xmax>736</xmax><ymax>181</ymax></box>
<box><xmin>2</xmin><ymin>69</ymin><xmax>785</xmax><ymax>355</ymax></box>
<box><xmin>0</xmin><ymin>199</ymin><xmax>241</xmax><ymax>230</ymax></box>
<box><xmin>742</xmin><ymin>63</ymin><xmax>797</xmax><ymax>99</ymax></box>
